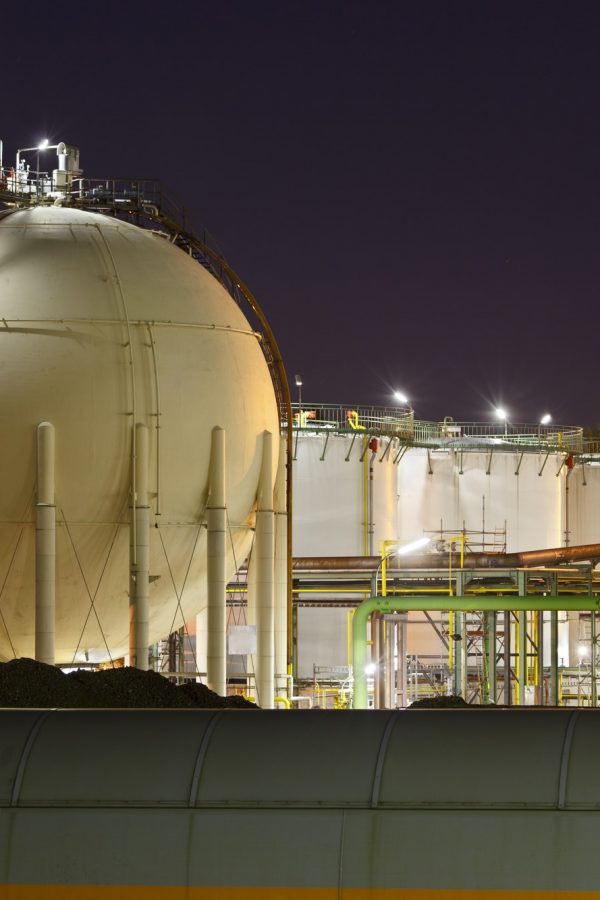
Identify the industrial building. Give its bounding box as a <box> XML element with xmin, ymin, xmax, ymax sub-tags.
<box><xmin>0</xmin><ymin>138</ymin><xmax>599</xmax><ymax>711</ymax></box>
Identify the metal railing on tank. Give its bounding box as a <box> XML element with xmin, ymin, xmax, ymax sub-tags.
<box><xmin>290</xmin><ymin>405</ymin><xmax>585</xmax><ymax>453</ymax></box>
<box><xmin>290</xmin><ymin>403</ymin><xmax>414</xmax><ymax>437</ymax></box>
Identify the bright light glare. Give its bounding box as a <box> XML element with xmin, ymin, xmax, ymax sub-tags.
<box><xmin>540</xmin><ymin>413</ymin><xmax>552</xmax><ymax>425</ymax></box>
<box><xmin>364</xmin><ymin>663</ymin><xmax>376</xmax><ymax>676</ymax></box>
<box><xmin>396</xmin><ymin>537</ymin><xmax>430</xmax><ymax>556</ymax></box>
<box><xmin>38</xmin><ymin>139</ymin><xmax>49</xmax><ymax>150</ymax></box>
<box><xmin>393</xmin><ymin>390</ymin><xmax>408</xmax><ymax>404</ymax></box>
<box><xmin>495</xmin><ymin>407</ymin><xmax>507</xmax><ymax>421</ymax></box>
<box><xmin>578</xmin><ymin>644</ymin><xmax>589</xmax><ymax>658</ymax></box>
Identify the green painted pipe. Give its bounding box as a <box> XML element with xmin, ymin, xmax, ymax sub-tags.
<box><xmin>352</xmin><ymin>594</ymin><xmax>600</xmax><ymax>709</ymax></box>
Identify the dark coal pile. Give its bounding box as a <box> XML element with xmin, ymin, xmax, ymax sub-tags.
<box><xmin>409</xmin><ymin>694</ymin><xmax>471</xmax><ymax>708</ymax></box>
<box><xmin>0</xmin><ymin>658</ymin><xmax>257</xmax><ymax>709</ymax></box>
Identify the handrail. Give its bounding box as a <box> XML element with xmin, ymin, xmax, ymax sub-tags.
<box><xmin>289</xmin><ymin>403</ymin><xmax>590</xmax><ymax>454</ymax></box>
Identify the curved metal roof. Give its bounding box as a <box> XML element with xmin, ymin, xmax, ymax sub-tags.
<box><xmin>1</xmin><ymin>708</ymin><xmax>597</xmax><ymax>810</ymax></box>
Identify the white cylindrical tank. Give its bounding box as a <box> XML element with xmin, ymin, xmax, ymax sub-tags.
<box><xmin>0</xmin><ymin>207</ymin><xmax>279</xmax><ymax>663</ymax></box>
<box><xmin>397</xmin><ymin>448</ymin><xmax>563</xmax><ymax>551</ymax></box>
<box><xmin>293</xmin><ymin>432</ymin><xmax>398</xmax><ymax>556</ymax></box>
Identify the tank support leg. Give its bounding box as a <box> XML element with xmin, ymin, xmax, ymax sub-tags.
<box><xmin>35</xmin><ymin>422</ymin><xmax>55</xmax><ymax>666</ymax></box>
<box><xmin>274</xmin><ymin>439</ymin><xmax>289</xmax><ymax>699</ymax></box>
<box><xmin>207</xmin><ymin>427</ymin><xmax>227</xmax><ymax>696</ymax></box>
<box><xmin>129</xmin><ymin>423</ymin><xmax>150</xmax><ymax>669</ymax></box>
<box><xmin>251</xmin><ymin>431</ymin><xmax>274</xmax><ymax>708</ymax></box>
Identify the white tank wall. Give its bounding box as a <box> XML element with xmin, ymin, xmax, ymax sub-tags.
<box><xmin>566</xmin><ymin>463</ymin><xmax>600</xmax><ymax>546</ymax></box>
<box><xmin>0</xmin><ymin>207</ymin><xmax>279</xmax><ymax>662</ymax></box>
<box><xmin>296</xmin><ymin>606</ymin><xmax>352</xmax><ymax>680</ymax></box>
<box><xmin>292</xmin><ymin>433</ymin><xmax>397</xmax><ymax>556</ymax></box>
<box><xmin>397</xmin><ymin>448</ymin><xmax>563</xmax><ymax>551</ymax></box>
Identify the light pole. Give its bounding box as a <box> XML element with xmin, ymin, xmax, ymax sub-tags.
<box><xmin>16</xmin><ymin>140</ymin><xmax>57</xmax><ymax>195</ymax></box>
<box><xmin>295</xmin><ymin>374</ymin><xmax>302</xmax><ymax>426</ymax></box>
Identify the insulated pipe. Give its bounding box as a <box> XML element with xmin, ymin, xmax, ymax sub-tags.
<box><xmin>274</xmin><ymin>439</ymin><xmax>289</xmax><ymax>697</ymax></box>
<box><xmin>294</xmin><ymin>542</ymin><xmax>600</xmax><ymax>571</ymax></box>
<box><xmin>35</xmin><ymin>422</ymin><xmax>55</xmax><ymax>666</ymax></box>
<box><xmin>207</xmin><ymin>427</ymin><xmax>226</xmax><ymax>696</ymax></box>
<box><xmin>254</xmin><ymin>431</ymin><xmax>275</xmax><ymax>708</ymax></box>
<box><xmin>352</xmin><ymin>594</ymin><xmax>600</xmax><ymax>709</ymax></box>
<box><xmin>129</xmin><ymin>423</ymin><xmax>150</xmax><ymax>670</ymax></box>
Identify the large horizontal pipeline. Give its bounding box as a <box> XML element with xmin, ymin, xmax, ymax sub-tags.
<box><xmin>293</xmin><ymin>542</ymin><xmax>600</xmax><ymax>571</ymax></box>
<box><xmin>2</xmin><ymin>709</ymin><xmax>600</xmax><ymax>895</ymax></box>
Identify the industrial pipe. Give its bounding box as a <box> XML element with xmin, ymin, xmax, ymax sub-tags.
<box><xmin>129</xmin><ymin>423</ymin><xmax>150</xmax><ymax>670</ymax></box>
<box><xmin>35</xmin><ymin>421</ymin><xmax>55</xmax><ymax>666</ymax></box>
<box><xmin>295</xmin><ymin>542</ymin><xmax>600</xmax><ymax>572</ymax></box>
<box><xmin>352</xmin><ymin>594</ymin><xmax>600</xmax><ymax>709</ymax></box>
<box><xmin>206</xmin><ymin>426</ymin><xmax>226</xmax><ymax>695</ymax></box>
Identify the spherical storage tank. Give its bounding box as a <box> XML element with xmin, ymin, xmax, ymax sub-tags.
<box><xmin>0</xmin><ymin>206</ymin><xmax>279</xmax><ymax>662</ymax></box>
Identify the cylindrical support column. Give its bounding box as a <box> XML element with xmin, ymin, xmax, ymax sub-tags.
<box><xmin>518</xmin><ymin>611</ymin><xmax>527</xmax><ymax>705</ymax></box>
<box><xmin>504</xmin><ymin>610</ymin><xmax>512</xmax><ymax>705</ymax></box>
<box><xmin>536</xmin><ymin>610</ymin><xmax>545</xmax><ymax>706</ymax></box>
<box><xmin>207</xmin><ymin>427</ymin><xmax>227</xmax><ymax>696</ymax></box>
<box><xmin>129</xmin><ymin>423</ymin><xmax>150</xmax><ymax>670</ymax></box>
<box><xmin>550</xmin><ymin>610</ymin><xmax>559</xmax><ymax>705</ymax></box>
<box><xmin>36</xmin><ymin>422</ymin><xmax>55</xmax><ymax>666</ymax></box>
<box><xmin>453</xmin><ymin>611</ymin><xmax>464</xmax><ymax>696</ymax></box>
<box><xmin>255</xmin><ymin>431</ymin><xmax>275</xmax><ymax>709</ymax></box>
<box><xmin>372</xmin><ymin>611</ymin><xmax>381</xmax><ymax>708</ymax></box>
<box><xmin>274</xmin><ymin>439</ymin><xmax>289</xmax><ymax>698</ymax></box>
<box><xmin>485</xmin><ymin>611</ymin><xmax>497</xmax><ymax>703</ymax></box>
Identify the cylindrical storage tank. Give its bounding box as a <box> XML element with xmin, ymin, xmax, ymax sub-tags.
<box><xmin>0</xmin><ymin>207</ymin><xmax>279</xmax><ymax>662</ymax></box>
<box><xmin>1</xmin><ymin>708</ymin><xmax>600</xmax><ymax>895</ymax></box>
<box><xmin>293</xmin><ymin>431</ymin><xmax>397</xmax><ymax>678</ymax></box>
<box><xmin>566</xmin><ymin>462</ymin><xmax>600</xmax><ymax>547</ymax></box>
<box><xmin>397</xmin><ymin>447</ymin><xmax>564</xmax><ymax>551</ymax></box>
<box><xmin>293</xmin><ymin>432</ymin><xmax>397</xmax><ymax>556</ymax></box>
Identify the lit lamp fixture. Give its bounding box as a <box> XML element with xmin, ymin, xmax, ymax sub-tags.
<box><xmin>538</xmin><ymin>413</ymin><xmax>551</xmax><ymax>443</ymax></box>
<box><xmin>495</xmin><ymin>407</ymin><xmax>508</xmax><ymax>437</ymax></box>
<box><xmin>294</xmin><ymin>374</ymin><xmax>303</xmax><ymax>422</ymax></box>
<box><xmin>16</xmin><ymin>139</ymin><xmax>56</xmax><ymax>174</ymax></box>
<box><xmin>395</xmin><ymin>536</ymin><xmax>430</xmax><ymax>556</ymax></box>
<box><xmin>380</xmin><ymin>537</ymin><xmax>430</xmax><ymax>598</ymax></box>
<box><xmin>393</xmin><ymin>390</ymin><xmax>409</xmax><ymax>405</ymax></box>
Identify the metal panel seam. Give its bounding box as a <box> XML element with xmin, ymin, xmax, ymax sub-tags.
<box><xmin>370</xmin><ymin>712</ymin><xmax>398</xmax><ymax>809</ymax></box>
<box><xmin>557</xmin><ymin>708</ymin><xmax>580</xmax><ymax>810</ymax></box>
<box><xmin>187</xmin><ymin>711</ymin><xmax>224</xmax><ymax>808</ymax></box>
<box><xmin>9</xmin><ymin>709</ymin><xmax>55</xmax><ymax>807</ymax></box>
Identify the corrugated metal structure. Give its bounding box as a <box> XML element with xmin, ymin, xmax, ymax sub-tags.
<box><xmin>1</xmin><ymin>708</ymin><xmax>599</xmax><ymax>896</ymax></box>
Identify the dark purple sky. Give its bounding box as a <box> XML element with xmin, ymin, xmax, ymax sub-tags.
<box><xmin>3</xmin><ymin>2</ymin><xmax>600</xmax><ymax>425</ymax></box>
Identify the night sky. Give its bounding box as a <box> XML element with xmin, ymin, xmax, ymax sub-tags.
<box><xmin>3</xmin><ymin>2</ymin><xmax>600</xmax><ymax>426</ymax></box>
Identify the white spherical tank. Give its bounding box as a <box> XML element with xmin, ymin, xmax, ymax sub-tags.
<box><xmin>0</xmin><ymin>207</ymin><xmax>279</xmax><ymax>662</ymax></box>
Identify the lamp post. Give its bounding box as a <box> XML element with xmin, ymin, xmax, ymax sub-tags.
<box><xmin>16</xmin><ymin>140</ymin><xmax>57</xmax><ymax>195</ymax></box>
<box><xmin>294</xmin><ymin>374</ymin><xmax>302</xmax><ymax>426</ymax></box>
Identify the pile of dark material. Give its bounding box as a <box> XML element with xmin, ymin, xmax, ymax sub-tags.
<box><xmin>0</xmin><ymin>658</ymin><xmax>257</xmax><ymax>709</ymax></box>
<box><xmin>409</xmin><ymin>694</ymin><xmax>471</xmax><ymax>708</ymax></box>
